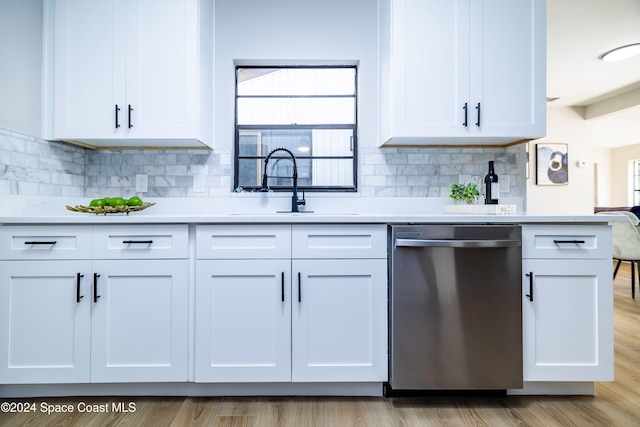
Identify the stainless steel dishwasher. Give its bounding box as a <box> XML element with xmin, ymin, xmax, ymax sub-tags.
<box><xmin>387</xmin><ymin>224</ymin><xmax>523</xmax><ymax>394</ymax></box>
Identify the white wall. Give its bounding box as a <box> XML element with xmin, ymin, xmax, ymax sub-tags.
<box><xmin>0</xmin><ymin>0</ymin><xmax>42</xmax><ymax>137</ymax></box>
<box><xmin>214</xmin><ymin>0</ymin><xmax>378</xmax><ymax>151</ymax></box>
<box><xmin>593</xmin><ymin>146</ymin><xmax>613</xmax><ymax>207</ymax></box>
<box><xmin>526</xmin><ymin>107</ymin><xmax>595</xmax><ymax>214</ymax></box>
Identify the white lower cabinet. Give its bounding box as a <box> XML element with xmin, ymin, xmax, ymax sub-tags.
<box><xmin>195</xmin><ymin>259</ymin><xmax>292</xmax><ymax>382</ymax></box>
<box><xmin>0</xmin><ymin>225</ymin><xmax>189</xmax><ymax>384</ymax></box>
<box><xmin>194</xmin><ymin>224</ymin><xmax>388</xmax><ymax>383</ymax></box>
<box><xmin>522</xmin><ymin>259</ymin><xmax>613</xmax><ymax>381</ymax></box>
<box><xmin>90</xmin><ymin>259</ymin><xmax>189</xmax><ymax>383</ymax></box>
<box><xmin>521</xmin><ymin>225</ymin><xmax>614</xmax><ymax>382</ymax></box>
<box><xmin>292</xmin><ymin>259</ymin><xmax>388</xmax><ymax>382</ymax></box>
<box><xmin>0</xmin><ymin>260</ymin><xmax>92</xmax><ymax>384</ymax></box>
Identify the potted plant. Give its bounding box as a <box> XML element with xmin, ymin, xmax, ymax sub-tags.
<box><xmin>449</xmin><ymin>182</ymin><xmax>480</xmax><ymax>204</ymax></box>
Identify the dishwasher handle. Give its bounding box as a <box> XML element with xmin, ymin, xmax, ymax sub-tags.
<box><xmin>395</xmin><ymin>238</ymin><xmax>521</xmax><ymax>248</ymax></box>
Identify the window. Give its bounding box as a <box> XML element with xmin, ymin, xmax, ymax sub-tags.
<box><xmin>234</xmin><ymin>66</ymin><xmax>357</xmax><ymax>192</ymax></box>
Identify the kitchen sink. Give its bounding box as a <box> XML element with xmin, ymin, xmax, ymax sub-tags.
<box><xmin>225</xmin><ymin>212</ymin><xmax>359</xmax><ymax>216</ymax></box>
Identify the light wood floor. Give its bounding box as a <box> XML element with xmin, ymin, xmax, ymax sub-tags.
<box><xmin>2</xmin><ymin>262</ymin><xmax>640</xmax><ymax>427</ymax></box>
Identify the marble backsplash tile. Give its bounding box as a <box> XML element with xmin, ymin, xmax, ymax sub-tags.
<box><xmin>1</xmin><ymin>128</ymin><xmax>525</xmax><ymax>199</ymax></box>
<box><xmin>358</xmin><ymin>146</ymin><xmax>522</xmax><ymax>197</ymax></box>
<box><xmin>84</xmin><ymin>148</ymin><xmax>232</xmax><ymax>198</ymax></box>
<box><xmin>0</xmin><ymin>128</ymin><xmax>85</xmax><ymax>196</ymax></box>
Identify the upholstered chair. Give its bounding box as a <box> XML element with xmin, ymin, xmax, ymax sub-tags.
<box><xmin>601</xmin><ymin>211</ymin><xmax>640</xmax><ymax>298</ymax></box>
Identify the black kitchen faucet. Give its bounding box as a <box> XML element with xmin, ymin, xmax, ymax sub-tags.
<box><xmin>261</xmin><ymin>147</ymin><xmax>306</xmax><ymax>212</ymax></box>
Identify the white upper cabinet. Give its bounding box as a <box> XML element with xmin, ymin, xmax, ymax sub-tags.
<box><xmin>379</xmin><ymin>0</ymin><xmax>546</xmax><ymax>146</ymax></box>
<box><xmin>45</xmin><ymin>0</ymin><xmax>213</xmax><ymax>148</ymax></box>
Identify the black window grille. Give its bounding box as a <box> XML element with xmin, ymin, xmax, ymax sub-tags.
<box><xmin>234</xmin><ymin>66</ymin><xmax>357</xmax><ymax>192</ymax></box>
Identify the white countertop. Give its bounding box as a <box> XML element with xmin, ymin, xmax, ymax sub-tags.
<box><xmin>0</xmin><ymin>196</ymin><xmax>623</xmax><ymax>225</ymax></box>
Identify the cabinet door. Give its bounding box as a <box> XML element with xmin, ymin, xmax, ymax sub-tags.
<box><xmin>51</xmin><ymin>0</ymin><xmax>200</xmax><ymax>141</ymax></box>
<box><xmin>386</xmin><ymin>0</ymin><xmax>470</xmax><ymax>139</ymax></box>
<box><xmin>53</xmin><ymin>0</ymin><xmax>126</xmax><ymax>138</ymax></box>
<box><xmin>90</xmin><ymin>260</ymin><xmax>188</xmax><ymax>382</ymax></box>
<box><xmin>0</xmin><ymin>261</ymin><xmax>91</xmax><ymax>384</ymax></box>
<box><xmin>292</xmin><ymin>259</ymin><xmax>388</xmax><ymax>382</ymax></box>
<box><xmin>125</xmin><ymin>0</ymin><xmax>198</xmax><ymax>139</ymax></box>
<box><xmin>195</xmin><ymin>260</ymin><xmax>291</xmax><ymax>382</ymax></box>
<box><xmin>470</xmin><ymin>0</ymin><xmax>546</xmax><ymax>137</ymax></box>
<box><xmin>380</xmin><ymin>0</ymin><xmax>545</xmax><ymax>144</ymax></box>
<box><xmin>522</xmin><ymin>259</ymin><xmax>613</xmax><ymax>381</ymax></box>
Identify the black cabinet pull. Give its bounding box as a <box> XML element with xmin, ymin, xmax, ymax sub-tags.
<box><xmin>475</xmin><ymin>102</ymin><xmax>481</xmax><ymax>127</ymax></box>
<box><xmin>122</xmin><ymin>240</ymin><xmax>153</xmax><ymax>244</ymax></box>
<box><xmin>462</xmin><ymin>102</ymin><xmax>468</xmax><ymax>127</ymax></box>
<box><xmin>93</xmin><ymin>273</ymin><xmax>101</xmax><ymax>303</ymax></box>
<box><xmin>115</xmin><ymin>104</ymin><xmax>121</xmax><ymax>128</ymax></box>
<box><xmin>76</xmin><ymin>273</ymin><xmax>84</xmax><ymax>303</ymax></box>
<box><xmin>281</xmin><ymin>272</ymin><xmax>285</xmax><ymax>302</ymax></box>
<box><xmin>24</xmin><ymin>241</ymin><xmax>57</xmax><ymax>245</ymax></box>
<box><xmin>553</xmin><ymin>240</ymin><xmax>586</xmax><ymax>244</ymax></box>
<box><xmin>298</xmin><ymin>272</ymin><xmax>301</xmax><ymax>303</ymax></box>
<box><xmin>525</xmin><ymin>272</ymin><xmax>533</xmax><ymax>301</ymax></box>
<box><xmin>128</xmin><ymin>104</ymin><xmax>133</xmax><ymax>128</ymax></box>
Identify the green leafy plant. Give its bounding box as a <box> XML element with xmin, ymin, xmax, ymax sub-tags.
<box><xmin>449</xmin><ymin>182</ymin><xmax>480</xmax><ymax>203</ymax></box>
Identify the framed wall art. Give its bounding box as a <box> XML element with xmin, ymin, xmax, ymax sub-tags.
<box><xmin>536</xmin><ymin>143</ymin><xmax>568</xmax><ymax>185</ymax></box>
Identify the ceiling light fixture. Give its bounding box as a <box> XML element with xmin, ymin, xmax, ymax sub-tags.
<box><xmin>600</xmin><ymin>43</ymin><xmax>640</xmax><ymax>62</ymax></box>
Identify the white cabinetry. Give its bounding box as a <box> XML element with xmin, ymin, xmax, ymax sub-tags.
<box><xmin>379</xmin><ymin>0</ymin><xmax>546</xmax><ymax>146</ymax></box>
<box><xmin>292</xmin><ymin>259</ymin><xmax>387</xmax><ymax>382</ymax></box>
<box><xmin>196</xmin><ymin>259</ymin><xmax>292</xmax><ymax>382</ymax></box>
<box><xmin>195</xmin><ymin>224</ymin><xmax>388</xmax><ymax>383</ymax></box>
<box><xmin>521</xmin><ymin>225</ymin><xmax>614</xmax><ymax>382</ymax></box>
<box><xmin>195</xmin><ymin>225</ymin><xmax>292</xmax><ymax>382</ymax></box>
<box><xmin>0</xmin><ymin>225</ymin><xmax>189</xmax><ymax>384</ymax></box>
<box><xmin>0</xmin><ymin>226</ymin><xmax>92</xmax><ymax>384</ymax></box>
<box><xmin>45</xmin><ymin>0</ymin><xmax>213</xmax><ymax>148</ymax></box>
<box><xmin>291</xmin><ymin>225</ymin><xmax>388</xmax><ymax>382</ymax></box>
<box><xmin>90</xmin><ymin>225</ymin><xmax>189</xmax><ymax>383</ymax></box>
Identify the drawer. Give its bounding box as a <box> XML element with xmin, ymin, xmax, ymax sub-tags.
<box><xmin>0</xmin><ymin>225</ymin><xmax>92</xmax><ymax>260</ymax></box>
<box><xmin>292</xmin><ymin>224</ymin><xmax>388</xmax><ymax>259</ymax></box>
<box><xmin>196</xmin><ymin>225</ymin><xmax>291</xmax><ymax>259</ymax></box>
<box><xmin>522</xmin><ymin>224</ymin><xmax>611</xmax><ymax>259</ymax></box>
<box><xmin>92</xmin><ymin>225</ymin><xmax>188</xmax><ymax>259</ymax></box>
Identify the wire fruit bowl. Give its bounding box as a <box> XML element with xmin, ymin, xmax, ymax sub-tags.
<box><xmin>66</xmin><ymin>202</ymin><xmax>155</xmax><ymax>215</ymax></box>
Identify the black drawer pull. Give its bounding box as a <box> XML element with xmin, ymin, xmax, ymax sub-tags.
<box><xmin>93</xmin><ymin>273</ymin><xmax>101</xmax><ymax>303</ymax></box>
<box><xmin>553</xmin><ymin>240</ymin><xmax>586</xmax><ymax>244</ymax></box>
<box><xmin>115</xmin><ymin>104</ymin><xmax>121</xmax><ymax>128</ymax></box>
<box><xmin>122</xmin><ymin>240</ymin><xmax>153</xmax><ymax>244</ymax></box>
<box><xmin>24</xmin><ymin>241</ymin><xmax>57</xmax><ymax>245</ymax></box>
<box><xmin>462</xmin><ymin>102</ymin><xmax>468</xmax><ymax>127</ymax></box>
<box><xmin>76</xmin><ymin>273</ymin><xmax>84</xmax><ymax>303</ymax></box>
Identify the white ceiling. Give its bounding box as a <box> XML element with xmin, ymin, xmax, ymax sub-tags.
<box><xmin>547</xmin><ymin>0</ymin><xmax>640</xmax><ymax>148</ymax></box>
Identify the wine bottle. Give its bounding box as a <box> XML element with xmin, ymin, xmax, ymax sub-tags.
<box><xmin>484</xmin><ymin>161</ymin><xmax>499</xmax><ymax>205</ymax></box>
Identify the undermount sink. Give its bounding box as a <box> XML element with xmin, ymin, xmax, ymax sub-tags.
<box><xmin>225</xmin><ymin>212</ymin><xmax>359</xmax><ymax>216</ymax></box>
